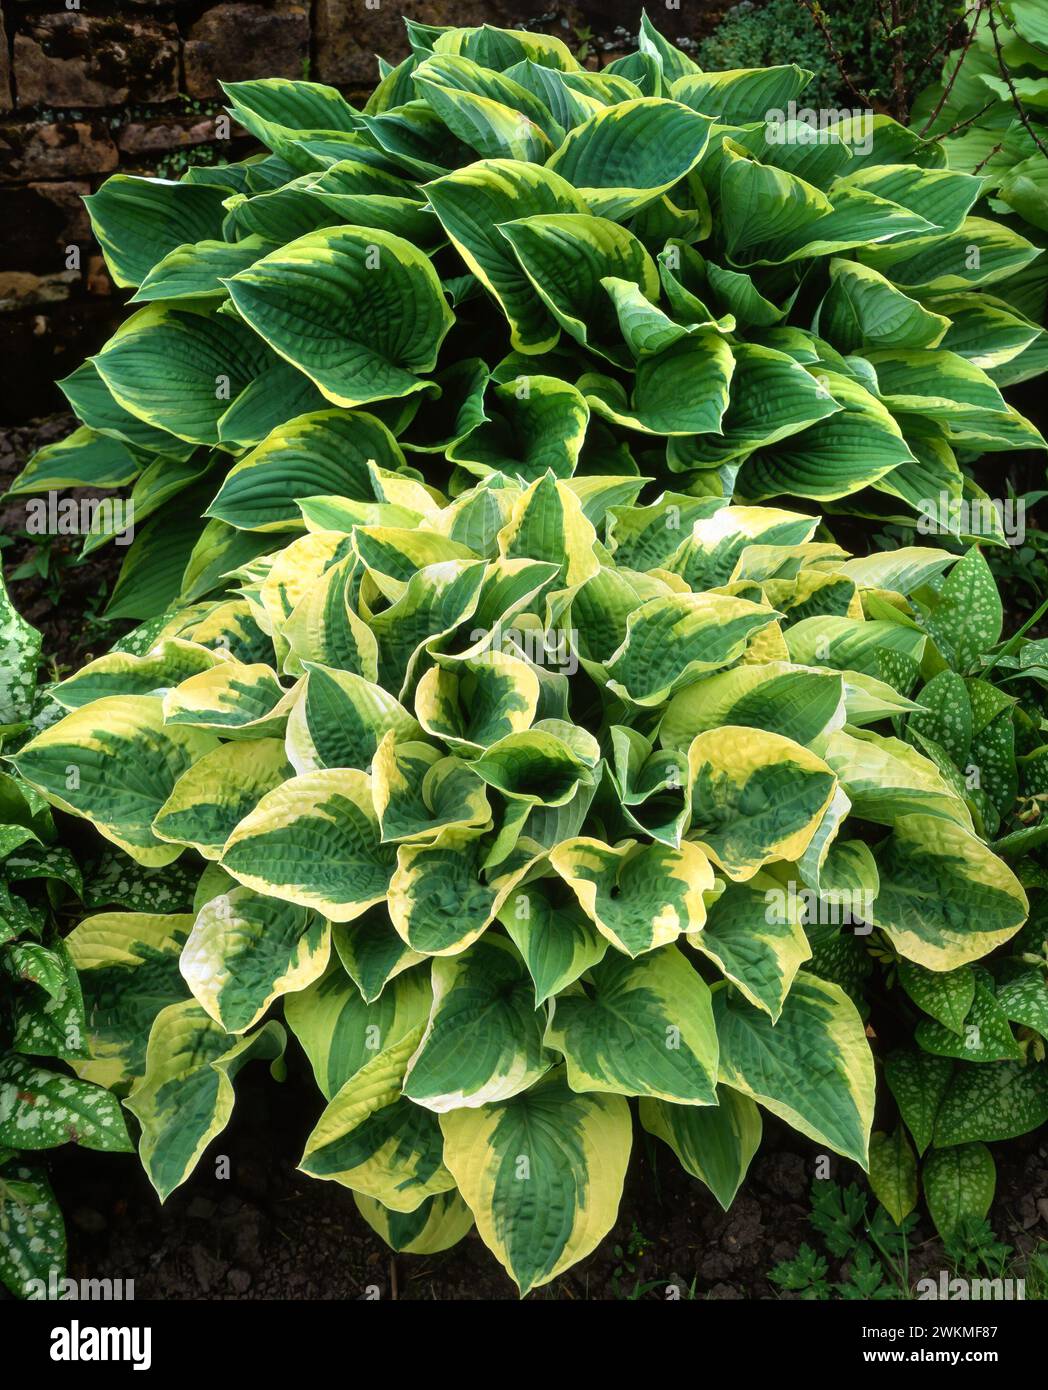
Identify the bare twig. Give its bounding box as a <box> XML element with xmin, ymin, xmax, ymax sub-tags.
<box><xmin>972</xmin><ymin>139</ymin><xmax>1004</xmax><ymax>173</ymax></box>
<box><xmin>908</xmin><ymin>0</ymin><xmax>983</xmax><ymax>92</ymax></box>
<box><xmin>927</xmin><ymin>97</ymin><xmax>997</xmax><ymax>141</ymax></box>
<box><xmin>794</xmin><ymin>0</ymin><xmax>876</xmax><ymax>109</ymax></box>
<box><xmin>889</xmin><ymin>0</ymin><xmax>909</xmax><ymax>122</ymax></box>
<box><xmin>917</xmin><ymin>0</ymin><xmax>990</xmax><ymax>135</ymax></box>
<box><xmin>985</xmin><ymin>0</ymin><xmax>1048</xmax><ymax>159</ymax></box>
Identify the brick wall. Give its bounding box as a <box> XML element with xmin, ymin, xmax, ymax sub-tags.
<box><xmin>0</xmin><ymin>0</ymin><xmax>720</xmax><ymax>422</ymax></box>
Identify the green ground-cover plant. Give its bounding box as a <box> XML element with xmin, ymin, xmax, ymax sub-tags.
<box><xmin>4</xmin><ymin>14</ymin><xmax>1048</xmax><ymax>1297</ymax></box>
<box><xmin>0</xmin><ymin>573</ymin><xmax>134</xmax><ymax>1298</ymax></box>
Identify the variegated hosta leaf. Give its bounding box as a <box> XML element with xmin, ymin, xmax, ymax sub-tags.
<box><xmin>298</xmin><ymin>1021</ymin><xmax>455</xmax><ymax>1211</ymax></box>
<box><xmin>440</xmin><ymin>1070</ymin><xmax>632</xmax><ymax>1295</ymax></box>
<box><xmin>496</xmin><ymin>878</ymin><xmax>608</xmax><ymax>1006</ymax></box>
<box><xmin>545</xmin><ymin>945</ymin><xmax>718</xmax><ymax>1103</ymax></box>
<box><xmin>714</xmin><ymin>972</ymin><xmax>875</xmax><ymax>1166</ymax></box>
<box><xmin>286</xmin><ymin>959</ymin><xmax>430</xmax><ymax>1100</ymax></box>
<box><xmin>659</xmin><ymin>661</ymin><xmax>845</xmax><ymax>751</ymax></box>
<box><xmin>152</xmin><ymin>737</ymin><xmax>292</xmax><ymax>858</ymax></box>
<box><xmin>550</xmin><ymin>836</ymin><xmax>713</xmax><ymax>957</ymax></box>
<box><xmin>603</xmin><ymin>591</ymin><xmax>777</xmax><ymax>706</ymax></box>
<box><xmin>871</xmin><ymin>813</ymin><xmax>1027</xmax><ymax>969</ymax></box>
<box><xmin>163</xmin><ymin>662</ymin><xmax>299</xmax><ymax>739</ymax></box>
<box><xmin>388</xmin><ymin>828</ymin><xmax>535</xmax><ymax>956</ymax></box>
<box><xmin>372</xmin><ymin>734</ymin><xmax>490</xmax><ymax>844</ymax></box>
<box><xmin>11</xmin><ymin>696</ymin><xmax>218</xmax><ymax>866</ymax></box>
<box><xmin>225</xmin><ymin>225</ymin><xmax>455</xmax><ymax>408</ymax></box>
<box><xmin>125</xmin><ymin>1002</ymin><xmax>285</xmax><ymax>1200</ymax></box>
<box><xmin>51</xmin><ymin>639</ymin><xmax>221</xmax><ymax>711</ymax></box>
<box><xmin>353</xmin><ymin>1189</ymin><xmax>474</xmax><ymax>1255</ymax></box>
<box><xmin>221</xmin><ymin>768</ymin><xmax>396</xmax><ymax>921</ymax></box>
<box><xmin>64</xmin><ymin>911</ymin><xmax>193</xmax><ymax>1089</ymax></box>
<box><xmin>470</xmin><ymin>722</ymin><xmax>600</xmax><ymax>807</ymax></box>
<box><xmin>821</xmin><ymin>727</ymin><xmax>972</xmax><ymax>829</ymax></box>
<box><xmin>693</xmin><ymin>874</ymin><xmax>812</xmax><ymax>1021</ymax></box>
<box><xmin>333</xmin><ymin>915</ymin><xmax>425</xmax><ymax>1004</ymax></box>
<box><xmin>639</xmin><ymin>1084</ymin><xmax>762</xmax><ymax>1210</ymax></box>
<box><xmin>180</xmin><ymin>887</ymin><xmax>331</xmax><ymax>1033</ymax></box>
<box><xmin>285</xmin><ymin>661</ymin><xmax>421</xmax><ymax>773</ymax></box>
<box><xmin>403</xmin><ymin>936</ymin><xmax>552</xmax><ymax>1110</ymax></box>
<box><xmin>414</xmin><ymin>649</ymin><xmax>540</xmax><ymax>753</ymax></box>
<box><xmin>687</xmin><ymin>727</ymin><xmax>837</xmax><ymax>881</ymax></box>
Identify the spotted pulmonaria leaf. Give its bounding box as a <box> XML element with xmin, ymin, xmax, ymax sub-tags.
<box><xmin>640</xmin><ymin>1085</ymin><xmax>762</xmax><ymax>1210</ymax></box>
<box><xmin>352</xmin><ymin>1189</ymin><xmax>474</xmax><ymax>1255</ymax></box>
<box><xmin>924</xmin><ymin>546</ymin><xmax>1003</xmax><ymax>674</ymax></box>
<box><xmin>883</xmin><ymin>1049</ymin><xmax>954</xmax><ymax>1156</ymax></box>
<box><xmin>868</xmin><ymin>1126</ymin><xmax>918</xmax><ymax>1225</ymax></box>
<box><xmin>0</xmin><ymin>570</ymin><xmax>42</xmax><ymax>728</ymax></box>
<box><xmin>180</xmin><ymin>887</ymin><xmax>331</xmax><ymax>1033</ymax></box>
<box><xmin>898</xmin><ymin>959</ymin><xmax>975</xmax><ymax>1036</ymax></box>
<box><xmin>440</xmin><ymin>1070</ymin><xmax>632</xmax><ymax>1295</ymax></box>
<box><xmin>125</xmin><ymin>1002</ymin><xmax>285</xmax><ymax>1200</ymax></box>
<box><xmin>545</xmin><ymin>946</ymin><xmax>718</xmax><ymax>1104</ymax></box>
<box><xmin>714</xmin><ymin>972</ymin><xmax>875</xmax><ymax>1166</ymax></box>
<box><xmin>931</xmin><ymin>1060</ymin><xmax>1048</xmax><ymax>1148</ymax></box>
<box><xmin>0</xmin><ymin>1056</ymin><xmax>133</xmax><ymax>1153</ymax></box>
<box><xmin>922</xmin><ymin>1142</ymin><xmax>995</xmax><ymax>1241</ymax></box>
<box><xmin>0</xmin><ymin>1161</ymin><xmax>66</xmax><ymax>1299</ymax></box>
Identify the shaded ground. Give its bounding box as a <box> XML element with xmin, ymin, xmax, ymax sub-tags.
<box><xmin>42</xmin><ymin>1048</ymin><xmax>1048</xmax><ymax>1301</ymax></box>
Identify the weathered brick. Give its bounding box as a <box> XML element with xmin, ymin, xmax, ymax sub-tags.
<box><xmin>13</xmin><ymin>14</ymin><xmax>179</xmax><ymax>109</ymax></box>
<box><xmin>314</xmin><ymin>0</ymin><xmax>494</xmax><ymax>88</ymax></box>
<box><xmin>0</xmin><ymin>182</ymin><xmax>91</xmax><ymax>275</ymax></box>
<box><xmin>0</xmin><ymin>10</ymin><xmax>12</xmax><ymax>115</ymax></box>
<box><xmin>184</xmin><ymin>4</ymin><xmax>310</xmax><ymax>100</ymax></box>
<box><xmin>116</xmin><ymin>114</ymin><xmax>223</xmax><ymax>157</ymax></box>
<box><xmin>0</xmin><ymin>120</ymin><xmax>118</xmax><ymax>182</ymax></box>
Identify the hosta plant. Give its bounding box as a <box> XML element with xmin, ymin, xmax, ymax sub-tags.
<box><xmin>0</xmin><ymin>575</ymin><xmax>133</xmax><ymax>1298</ymax></box>
<box><xmin>6</xmin><ymin>13</ymin><xmax>1047</xmax><ymax>625</ymax></box>
<box><xmin>10</xmin><ymin>469</ymin><xmax>1045</xmax><ymax>1293</ymax></box>
<box><xmin>5</xmin><ymin>14</ymin><xmax>1048</xmax><ymax>1296</ymax></box>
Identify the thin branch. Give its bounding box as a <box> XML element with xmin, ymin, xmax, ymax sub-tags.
<box><xmin>889</xmin><ymin>0</ymin><xmax>909</xmax><ymax>122</ymax></box>
<box><xmin>907</xmin><ymin>0</ymin><xmax>983</xmax><ymax>94</ymax></box>
<box><xmin>794</xmin><ymin>0</ymin><xmax>876</xmax><ymax>109</ymax></box>
<box><xmin>927</xmin><ymin>97</ymin><xmax>996</xmax><ymax>142</ymax></box>
<box><xmin>971</xmin><ymin>139</ymin><xmax>1004</xmax><ymax>173</ymax></box>
<box><xmin>986</xmin><ymin>0</ymin><xmax>1048</xmax><ymax>159</ymax></box>
<box><xmin>917</xmin><ymin>0</ymin><xmax>990</xmax><ymax>136</ymax></box>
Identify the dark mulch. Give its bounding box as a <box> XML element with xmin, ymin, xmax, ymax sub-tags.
<box><xmin>43</xmin><ymin>1047</ymin><xmax>1048</xmax><ymax>1301</ymax></box>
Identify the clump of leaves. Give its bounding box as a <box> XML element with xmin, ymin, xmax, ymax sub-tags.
<box><xmin>0</xmin><ymin>573</ymin><xmax>133</xmax><ymax>1299</ymax></box>
<box><xmin>5</xmin><ymin>14</ymin><xmax>1048</xmax><ymax>1298</ymax></box>
<box><xmin>769</xmin><ymin>1179</ymin><xmax>917</xmax><ymax>1299</ymax></box>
